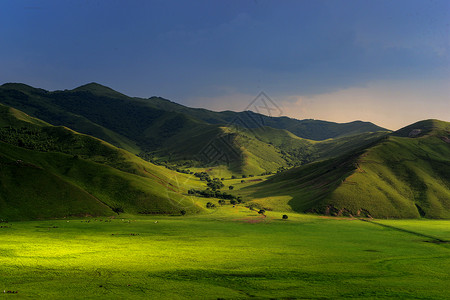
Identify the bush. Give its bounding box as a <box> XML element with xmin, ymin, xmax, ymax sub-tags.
<box><xmin>228</xmin><ymin>185</ymin><xmax>234</xmax><ymax>190</ymax></box>
<box><xmin>180</xmin><ymin>210</ymin><xmax>186</xmax><ymax>216</ymax></box>
<box><xmin>206</xmin><ymin>202</ymin><xmax>215</xmax><ymax>209</ymax></box>
<box><xmin>112</xmin><ymin>206</ymin><xmax>124</xmax><ymax>214</ymax></box>
<box><xmin>258</xmin><ymin>209</ymin><xmax>265</xmax><ymax>215</ymax></box>
<box><xmin>282</xmin><ymin>214</ymin><xmax>288</xmax><ymax>220</ymax></box>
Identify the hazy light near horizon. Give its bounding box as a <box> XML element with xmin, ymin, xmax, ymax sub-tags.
<box><xmin>185</xmin><ymin>79</ymin><xmax>450</xmax><ymax>130</ymax></box>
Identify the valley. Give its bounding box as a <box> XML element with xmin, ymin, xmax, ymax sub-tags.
<box><xmin>0</xmin><ymin>83</ymin><xmax>449</xmax><ymax>299</ymax></box>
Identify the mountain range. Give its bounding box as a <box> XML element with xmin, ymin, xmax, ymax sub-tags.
<box><xmin>0</xmin><ymin>82</ymin><xmax>387</xmax><ymax>175</ymax></box>
<box><xmin>0</xmin><ymin>82</ymin><xmax>448</xmax><ymax>220</ymax></box>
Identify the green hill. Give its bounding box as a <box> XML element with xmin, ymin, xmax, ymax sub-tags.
<box><xmin>0</xmin><ymin>104</ymin><xmax>204</xmax><ymax>220</ymax></box>
<box><xmin>0</xmin><ymin>82</ymin><xmax>388</xmax><ymax>175</ymax></box>
<box><xmin>242</xmin><ymin>119</ymin><xmax>450</xmax><ymax>219</ymax></box>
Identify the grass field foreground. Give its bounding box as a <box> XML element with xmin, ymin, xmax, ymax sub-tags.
<box><xmin>1</xmin><ymin>208</ymin><xmax>449</xmax><ymax>299</ymax></box>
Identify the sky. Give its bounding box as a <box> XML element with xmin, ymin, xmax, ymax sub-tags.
<box><xmin>1</xmin><ymin>0</ymin><xmax>449</xmax><ymax>130</ymax></box>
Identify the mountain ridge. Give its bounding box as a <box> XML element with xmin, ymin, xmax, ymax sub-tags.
<box><xmin>0</xmin><ymin>82</ymin><xmax>389</xmax><ymax>174</ymax></box>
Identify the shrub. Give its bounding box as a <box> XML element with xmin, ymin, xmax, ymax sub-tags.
<box><xmin>282</xmin><ymin>214</ymin><xmax>288</xmax><ymax>220</ymax></box>
<box><xmin>228</xmin><ymin>185</ymin><xmax>234</xmax><ymax>190</ymax></box>
<box><xmin>112</xmin><ymin>206</ymin><xmax>124</xmax><ymax>214</ymax></box>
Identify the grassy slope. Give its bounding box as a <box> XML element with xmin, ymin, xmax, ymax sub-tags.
<box><xmin>328</xmin><ymin>120</ymin><xmax>450</xmax><ymax>218</ymax></box>
<box><xmin>243</xmin><ymin>119</ymin><xmax>450</xmax><ymax>219</ymax></box>
<box><xmin>0</xmin><ymin>104</ymin><xmax>205</xmax><ymax>220</ymax></box>
<box><xmin>1</xmin><ymin>211</ymin><xmax>449</xmax><ymax>298</ymax></box>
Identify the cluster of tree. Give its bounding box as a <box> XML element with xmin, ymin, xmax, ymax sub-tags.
<box><xmin>241</xmin><ymin>174</ymin><xmax>255</xmax><ymax>178</ymax></box>
<box><xmin>205</xmin><ymin>197</ymin><xmax>243</xmax><ymax>209</ymax></box>
<box><xmin>193</xmin><ymin>172</ymin><xmax>211</xmax><ymax>181</ymax></box>
<box><xmin>207</xmin><ymin>178</ymin><xmax>224</xmax><ymax>190</ymax></box>
<box><xmin>188</xmin><ymin>188</ymin><xmax>242</xmax><ymax>202</ymax></box>
<box><xmin>0</xmin><ymin>126</ymin><xmax>123</xmax><ymax>165</ymax></box>
<box><xmin>259</xmin><ymin>171</ymin><xmax>273</xmax><ymax>176</ymax></box>
<box><xmin>0</xmin><ymin>126</ymin><xmax>62</xmax><ymax>152</ymax></box>
<box><xmin>138</xmin><ymin>152</ymin><xmax>199</xmax><ymax>174</ymax></box>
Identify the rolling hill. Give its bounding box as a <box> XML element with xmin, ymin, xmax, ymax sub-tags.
<box><xmin>0</xmin><ymin>104</ymin><xmax>204</xmax><ymax>220</ymax></box>
<box><xmin>242</xmin><ymin>119</ymin><xmax>450</xmax><ymax>219</ymax></box>
<box><xmin>0</xmin><ymin>82</ymin><xmax>388</xmax><ymax>175</ymax></box>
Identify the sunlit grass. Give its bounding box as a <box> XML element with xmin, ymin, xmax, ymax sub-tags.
<box><xmin>1</xmin><ymin>209</ymin><xmax>449</xmax><ymax>299</ymax></box>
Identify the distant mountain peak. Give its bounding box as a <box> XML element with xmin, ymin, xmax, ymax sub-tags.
<box><xmin>0</xmin><ymin>82</ymin><xmax>47</xmax><ymax>94</ymax></box>
<box><xmin>393</xmin><ymin>119</ymin><xmax>450</xmax><ymax>138</ymax></box>
<box><xmin>72</xmin><ymin>82</ymin><xmax>127</xmax><ymax>98</ymax></box>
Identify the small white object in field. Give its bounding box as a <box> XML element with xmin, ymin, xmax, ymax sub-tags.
<box><xmin>154</xmin><ymin>221</ymin><xmax>158</xmax><ymax>224</ymax></box>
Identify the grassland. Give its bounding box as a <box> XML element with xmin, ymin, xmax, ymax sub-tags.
<box><xmin>0</xmin><ymin>208</ymin><xmax>449</xmax><ymax>299</ymax></box>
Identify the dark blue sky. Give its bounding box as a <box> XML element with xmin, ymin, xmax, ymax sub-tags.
<box><xmin>1</xmin><ymin>0</ymin><xmax>449</xmax><ymax>129</ymax></box>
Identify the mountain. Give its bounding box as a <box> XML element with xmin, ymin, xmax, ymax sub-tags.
<box><xmin>141</xmin><ymin>96</ymin><xmax>387</xmax><ymax>140</ymax></box>
<box><xmin>0</xmin><ymin>82</ymin><xmax>388</xmax><ymax>175</ymax></box>
<box><xmin>242</xmin><ymin>119</ymin><xmax>450</xmax><ymax>219</ymax></box>
<box><xmin>0</xmin><ymin>103</ymin><xmax>204</xmax><ymax>220</ymax></box>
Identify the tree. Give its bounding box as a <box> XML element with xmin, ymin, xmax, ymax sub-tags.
<box><xmin>228</xmin><ymin>185</ymin><xmax>234</xmax><ymax>190</ymax></box>
<box><xmin>218</xmin><ymin>199</ymin><xmax>225</xmax><ymax>206</ymax></box>
<box><xmin>258</xmin><ymin>209</ymin><xmax>265</xmax><ymax>215</ymax></box>
<box><xmin>242</xmin><ymin>174</ymin><xmax>247</xmax><ymax>178</ymax></box>
<box><xmin>112</xmin><ymin>206</ymin><xmax>124</xmax><ymax>214</ymax></box>
<box><xmin>180</xmin><ymin>210</ymin><xmax>186</xmax><ymax>216</ymax></box>
<box><xmin>241</xmin><ymin>180</ymin><xmax>245</xmax><ymax>183</ymax></box>
<box><xmin>230</xmin><ymin>199</ymin><xmax>237</xmax><ymax>205</ymax></box>
<box><xmin>282</xmin><ymin>214</ymin><xmax>288</xmax><ymax>220</ymax></box>
<box><xmin>231</xmin><ymin>175</ymin><xmax>237</xmax><ymax>179</ymax></box>
<box><xmin>206</xmin><ymin>202</ymin><xmax>215</xmax><ymax>209</ymax></box>
<box><xmin>207</xmin><ymin>178</ymin><xmax>224</xmax><ymax>191</ymax></box>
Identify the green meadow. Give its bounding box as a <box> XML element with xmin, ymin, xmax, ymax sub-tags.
<box><xmin>1</xmin><ymin>207</ymin><xmax>449</xmax><ymax>299</ymax></box>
